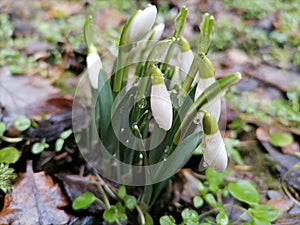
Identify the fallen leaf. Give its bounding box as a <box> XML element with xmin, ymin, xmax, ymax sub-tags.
<box><xmin>44</xmin><ymin>2</ymin><xmax>82</xmax><ymax>19</ymax></box>
<box><xmin>282</xmin><ymin>142</ymin><xmax>300</xmax><ymax>156</ymax></box>
<box><xmin>245</xmin><ymin>65</ymin><xmax>300</xmax><ymax>92</ymax></box>
<box><xmin>95</xmin><ymin>8</ymin><xmax>124</xmax><ymax>29</ymax></box>
<box><xmin>54</xmin><ymin>174</ymin><xmax>104</xmax><ymax>213</ymax></box>
<box><xmin>265</xmin><ymin>197</ymin><xmax>294</xmax><ymax>213</ymax></box>
<box><xmin>0</xmin><ymin>161</ymin><xmax>70</xmax><ymax>225</ymax></box>
<box><xmin>0</xmin><ymin>67</ymin><xmax>59</xmax><ymax>120</ymax></box>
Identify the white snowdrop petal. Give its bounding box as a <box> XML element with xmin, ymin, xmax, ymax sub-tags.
<box><xmin>87</xmin><ymin>53</ymin><xmax>102</xmax><ymax>89</ymax></box>
<box><xmin>194</xmin><ymin>77</ymin><xmax>221</xmax><ymax>121</ymax></box>
<box><xmin>151</xmin><ymin>84</ymin><xmax>173</xmax><ymax>130</ymax></box>
<box><xmin>128</xmin><ymin>5</ymin><xmax>157</xmax><ymax>43</ymax></box>
<box><xmin>202</xmin><ymin>131</ymin><xmax>228</xmax><ymax>172</ymax></box>
<box><xmin>151</xmin><ymin>23</ymin><xmax>165</xmax><ymax>41</ymax></box>
<box><xmin>179</xmin><ymin>50</ymin><xmax>194</xmax><ymax>79</ymax></box>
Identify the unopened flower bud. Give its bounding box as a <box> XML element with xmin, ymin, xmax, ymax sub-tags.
<box><xmin>126</xmin><ymin>5</ymin><xmax>157</xmax><ymax>43</ymax></box>
<box><xmin>201</xmin><ymin>131</ymin><xmax>227</xmax><ymax>172</ymax></box>
<box><xmin>86</xmin><ymin>46</ymin><xmax>102</xmax><ymax>89</ymax></box>
<box><xmin>150</xmin><ymin>66</ymin><xmax>173</xmax><ymax>130</ymax></box>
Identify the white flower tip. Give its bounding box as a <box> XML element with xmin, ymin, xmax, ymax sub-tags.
<box><xmin>87</xmin><ymin>53</ymin><xmax>102</xmax><ymax>89</ymax></box>
<box><xmin>203</xmin><ymin>132</ymin><xmax>228</xmax><ymax>172</ymax></box>
<box><xmin>152</xmin><ymin>23</ymin><xmax>165</xmax><ymax>41</ymax></box>
<box><xmin>151</xmin><ymin>84</ymin><xmax>173</xmax><ymax>131</ymax></box>
<box><xmin>128</xmin><ymin>5</ymin><xmax>157</xmax><ymax>43</ymax></box>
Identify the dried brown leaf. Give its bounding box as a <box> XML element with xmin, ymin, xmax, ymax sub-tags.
<box><xmin>0</xmin><ymin>161</ymin><xmax>70</xmax><ymax>225</ymax></box>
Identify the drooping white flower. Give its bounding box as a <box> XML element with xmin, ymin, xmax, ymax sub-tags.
<box><xmin>87</xmin><ymin>51</ymin><xmax>102</xmax><ymax>89</ymax></box>
<box><xmin>170</xmin><ymin>37</ymin><xmax>196</xmax><ymax>88</ymax></box>
<box><xmin>200</xmin><ymin>112</ymin><xmax>227</xmax><ymax>172</ymax></box>
<box><xmin>151</xmin><ymin>66</ymin><xmax>173</xmax><ymax>130</ymax></box>
<box><xmin>148</xmin><ymin>23</ymin><xmax>165</xmax><ymax>42</ymax></box>
<box><xmin>194</xmin><ymin>53</ymin><xmax>221</xmax><ymax>121</ymax></box>
<box><xmin>201</xmin><ymin>131</ymin><xmax>227</xmax><ymax>172</ymax></box>
<box><xmin>126</xmin><ymin>5</ymin><xmax>157</xmax><ymax>43</ymax></box>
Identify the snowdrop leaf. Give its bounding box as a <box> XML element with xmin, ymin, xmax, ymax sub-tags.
<box><xmin>98</xmin><ymin>69</ymin><xmax>113</xmax><ymax>138</ymax></box>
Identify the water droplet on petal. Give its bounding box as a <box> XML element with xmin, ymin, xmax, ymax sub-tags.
<box><xmin>139</xmin><ymin>153</ymin><xmax>143</xmax><ymax>159</ymax></box>
<box><xmin>120</xmin><ymin>128</ymin><xmax>125</xmax><ymax>132</ymax></box>
<box><xmin>138</xmin><ymin>97</ymin><xmax>147</xmax><ymax>109</ymax></box>
<box><xmin>193</xmin><ymin>112</ymin><xmax>202</xmax><ymax>124</ymax></box>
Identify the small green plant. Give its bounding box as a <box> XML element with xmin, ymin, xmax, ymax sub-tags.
<box><xmin>55</xmin><ymin>129</ymin><xmax>72</xmax><ymax>152</ymax></box>
<box><xmin>0</xmin><ymin>146</ymin><xmax>21</xmax><ymax>193</ymax></box>
<box><xmin>160</xmin><ymin>169</ymin><xmax>280</xmax><ymax>225</ymax></box>
<box><xmin>72</xmin><ymin>185</ymin><xmax>149</xmax><ymax>225</ymax></box>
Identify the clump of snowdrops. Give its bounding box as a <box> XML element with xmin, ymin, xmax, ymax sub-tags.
<box><xmin>75</xmin><ymin>4</ymin><xmax>241</xmax><ymax>217</ymax></box>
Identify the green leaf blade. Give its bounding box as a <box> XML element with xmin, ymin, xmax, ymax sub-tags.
<box><xmin>72</xmin><ymin>192</ymin><xmax>96</xmax><ymax>210</ymax></box>
<box><xmin>228</xmin><ymin>180</ymin><xmax>260</xmax><ymax>205</ymax></box>
<box><xmin>0</xmin><ymin>147</ymin><xmax>21</xmax><ymax>164</ymax></box>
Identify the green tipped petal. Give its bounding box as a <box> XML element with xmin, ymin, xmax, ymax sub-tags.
<box><xmin>180</xmin><ymin>36</ymin><xmax>191</xmax><ymax>52</ymax></box>
<box><xmin>199</xmin><ymin>53</ymin><xmax>214</xmax><ymax>79</ymax></box>
<box><xmin>203</xmin><ymin>112</ymin><xmax>218</xmax><ymax>135</ymax></box>
<box><xmin>151</xmin><ymin>66</ymin><xmax>164</xmax><ymax>85</ymax></box>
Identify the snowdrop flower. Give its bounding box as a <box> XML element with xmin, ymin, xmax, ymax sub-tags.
<box><xmin>125</xmin><ymin>5</ymin><xmax>157</xmax><ymax>43</ymax></box>
<box><xmin>170</xmin><ymin>37</ymin><xmax>195</xmax><ymax>88</ymax></box>
<box><xmin>148</xmin><ymin>23</ymin><xmax>165</xmax><ymax>42</ymax></box>
<box><xmin>194</xmin><ymin>53</ymin><xmax>221</xmax><ymax>121</ymax></box>
<box><xmin>151</xmin><ymin>66</ymin><xmax>173</xmax><ymax>130</ymax></box>
<box><xmin>86</xmin><ymin>45</ymin><xmax>102</xmax><ymax>89</ymax></box>
<box><xmin>200</xmin><ymin>112</ymin><xmax>227</xmax><ymax>172</ymax></box>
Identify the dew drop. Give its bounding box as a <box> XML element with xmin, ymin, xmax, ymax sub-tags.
<box><xmin>126</xmin><ymin>139</ymin><xmax>129</xmax><ymax>143</ymax></box>
<box><xmin>177</xmin><ymin>95</ymin><xmax>184</xmax><ymax>107</ymax></box>
<box><xmin>139</xmin><ymin>153</ymin><xmax>143</xmax><ymax>159</ymax></box>
<box><xmin>193</xmin><ymin>112</ymin><xmax>202</xmax><ymax>125</ymax></box>
<box><xmin>120</xmin><ymin>128</ymin><xmax>125</xmax><ymax>132</ymax></box>
<box><xmin>138</xmin><ymin>97</ymin><xmax>147</xmax><ymax>109</ymax></box>
<box><xmin>112</xmin><ymin>161</ymin><xmax>118</xmax><ymax>167</ymax></box>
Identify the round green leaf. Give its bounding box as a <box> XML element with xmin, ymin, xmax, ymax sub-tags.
<box><xmin>228</xmin><ymin>180</ymin><xmax>259</xmax><ymax>205</ymax></box>
<box><xmin>13</xmin><ymin>115</ymin><xmax>31</xmax><ymax>131</ymax></box>
<box><xmin>270</xmin><ymin>132</ymin><xmax>293</xmax><ymax>147</ymax></box>
<box><xmin>60</xmin><ymin>129</ymin><xmax>72</xmax><ymax>140</ymax></box>
<box><xmin>117</xmin><ymin>185</ymin><xmax>127</xmax><ymax>199</ymax></box>
<box><xmin>193</xmin><ymin>196</ymin><xmax>204</xmax><ymax>208</ymax></box>
<box><xmin>103</xmin><ymin>206</ymin><xmax>118</xmax><ymax>223</ymax></box>
<box><xmin>31</xmin><ymin>142</ymin><xmax>49</xmax><ymax>154</ymax></box>
<box><xmin>204</xmin><ymin>193</ymin><xmax>217</xmax><ymax>207</ymax></box>
<box><xmin>124</xmin><ymin>195</ymin><xmax>136</xmax><ymax>210</ymax></box>
<box><xmin>181</xmin><ymin>209</ymin><xmax>199</xmax><ymax>222</ymax></box>
<box><xmin>72</xmin><ymin>192</ymin><xmax>96</xmax><ymax>210</ymax></box>
<box><xmin>216</xmin><ymin>208</ymin><xmax>229</xmax><ymax>225</ymax></box>
<box><xmin>159</xmin><ymin>215</ymin><xmax>176</xmax><ymax>225</ymax></box>
<box><xmin>0</xmin><ymin>122</ymin><xmax>6</xmax><ymax>136</ymax></box>
<box><xmin>0</xmin><ymin>147</ymin><xmax>21</xmax><ymax>164</ymax></box>
<box><xmin>55</xmin><ymin>138</ymin><xmax>64</xmax><ymax>152</ymax></box>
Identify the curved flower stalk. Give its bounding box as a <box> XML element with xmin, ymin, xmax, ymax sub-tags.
<box><xmin>87</xmin><ymin>45</ymin><xmax>102</xmax><ymax>89</ymax></box>
<box><xmin>123</xmin><ymin>5</ymin><xmax>157</xmax><ymax>44</ymax></box>
<box><xmin>200</xmin><ymin>112</ymin><xmax>227</xmax><ymax>172</ymax></box>
<box><xmin>150</xmin><ymin>66</ymin><xmax>173</xmax><ymax>130</ymax></box>
<box><xmin>194</xmin><ymin>53</ymin><xmax>221</xmax><ymax>121</ymax></box>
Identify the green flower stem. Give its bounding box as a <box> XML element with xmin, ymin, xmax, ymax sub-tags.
<box><xmin>0</xmin><ymin>136</ymin><xmax>23</xmax><ymax>143</ymax></box>
<box><xmin>161</xmin><ymin>38</ymin><xmax>176</xmax><ymax>72</ymax></box>
<box><xmin>91</xmin><ymin>181</ymin><xmax>111</xmax><ymax>208</ymax></box>
<box><xmin>83</xmin><ymin>15</ymin><xmax>95</xmax><ymax>53</ymax></box>
<box><xmin>180</xmin><ymin>53</ymin><xmax>201</xmax><ymax>97</ymax></box>
<box><xmin>113</xmin><ymin>50</ymin><xmax>125</xmax><ymax>93</ymax></box>
<box><xmin>174</xmin><ymin>72</ymin><xmax>241</xmax><ymax>145</ymax></box>
<box><xmin>197</xmin><ymin>13</ymin><xmax>214</xmax><ymax>54</ymax></box>
<box><xmin>136</xmin><ymin>204</ymin><xmax>146</xmax><ymax>225</ymax></box>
